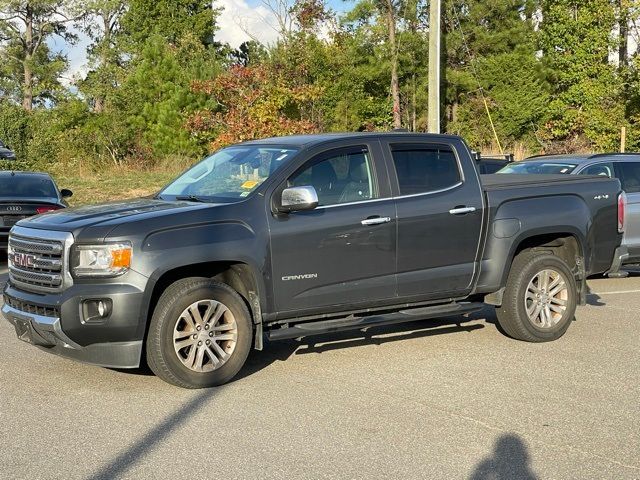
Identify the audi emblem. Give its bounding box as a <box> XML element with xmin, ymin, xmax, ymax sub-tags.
<box><xmin>12</xmin><ymin>252</ymin><xmax>36</xmax><ymax>268</ymax></box>
<box><xmin>6</xmin><ymin>206</ymin><xmax>22</xmax><ymax>211</ymax></box>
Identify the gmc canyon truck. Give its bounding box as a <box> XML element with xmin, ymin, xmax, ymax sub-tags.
<box><xmin>2</xmin><ymin>133</ymin><xmax>627</xmax><ymax>388</ymax></box>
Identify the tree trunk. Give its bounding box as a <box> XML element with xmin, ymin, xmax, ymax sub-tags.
<box><xmin>94</xmin><ymin>14</ymin><xmax>114</xmax><ymax>113</ymax></box>
<box><xmin>385</xmin><ymin>0</ymin><xmax>401</xmax><ymax>129</ymax></box>
<box><xmin>22</xmin><ymin>3</ymin><xmax>34</xmax><ymax>111</ymax></box>
<box><xmin>619</xmin><ymin>0</ymin><xmax>628</xmax><ymax>69</ymax></box>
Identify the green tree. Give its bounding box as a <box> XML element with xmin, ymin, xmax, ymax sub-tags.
<box><xmin>539</xmin><ymin>0</ymin><xmax>624</xmax><ymax>151</ymax></box>
<box><xmin>119</xmin><ymin>0</ymin><xmax>217</xmax><ymax>50</ymax></box>
<box><xmin>115</xmin><ymin>35</ymin><xmax>220</xmax><ymax>159</ymax></box>
<box><xmin>443</xmin><ymin>0</ymin><xmax>541</xmax><ymax>149</ymax></box>
<box><xmin>78</xmin><ymin>0</ymin><xmax>126</xmax><ymax>112</ymax></box>
<box><xmin>0</xmin><ymin>0</ymin><xmax>82</xmax><ymax>110</ymax></box>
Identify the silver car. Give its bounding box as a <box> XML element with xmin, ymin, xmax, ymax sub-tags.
<box><xmin>498</xmin><ymin>153</ymin><xmax>640</xmax><ymax>268</ymax></box>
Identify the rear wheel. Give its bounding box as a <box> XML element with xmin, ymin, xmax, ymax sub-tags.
<box><xmin>496</xmin><ymin>250</ymin><xmax>577</xmax><ymax>342</ymax></box>
<box><xmin>146</xmin><ymin>278</ymin><xmax>253</xmax><ymax>388</ymax></box>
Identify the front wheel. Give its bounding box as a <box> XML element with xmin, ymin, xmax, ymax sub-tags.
<box><xmin>146</xmin><ymin>278</ymin><xmax>253</xmax><ymax>388</ymax></box>
<box><xmin>496</xmin><ymin>250</ymin><xmax>577</xmax><ymax>342</ymax></box>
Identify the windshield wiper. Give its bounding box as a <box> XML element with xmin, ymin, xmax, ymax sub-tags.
<box><xmin>175</xmin><ymin>195</ymin><xmax>210</xmax><ymax>203</ymax></box>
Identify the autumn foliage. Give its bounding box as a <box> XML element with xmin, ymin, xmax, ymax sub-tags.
<box><xmin>188</xmin><ymin>65</ymin><xmax>322</xmax><ymax>150</ymax></box>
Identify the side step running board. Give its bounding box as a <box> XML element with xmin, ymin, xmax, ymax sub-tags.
<box><xmin>267</xmin><ymin>302</ymin><xmax>484</xmax><ymax>341</ymax></box>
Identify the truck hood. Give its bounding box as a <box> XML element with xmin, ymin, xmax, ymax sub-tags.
<box><xmin>17</xmin><ymin>198</ymin><xmax>216</xmax><ymax>240</ymax></box>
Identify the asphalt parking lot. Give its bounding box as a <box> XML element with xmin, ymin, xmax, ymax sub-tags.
<box><xmin>0</xmin><ymin>264</ymin><xmax>638</xmax><ymax>480</ymax></box>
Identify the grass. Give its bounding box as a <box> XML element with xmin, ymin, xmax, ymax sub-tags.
<box><xmin>53</xmin><ymin>168</ymin><xmax>182</xmax><ymax>207</ymax></box>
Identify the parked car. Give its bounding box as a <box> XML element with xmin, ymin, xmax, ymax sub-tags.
<box><xmin>2</xmin><ymin>133</ymin><xmax>625</xmax><ymax>388</ymax></box>
<box><xmin>498</xmin><ymin>153</ymin><xmax>640</xmax><ymax>268</ymax></box>
<box><xmin>0</xmin><ymin>171</ymin><xmax>72</xmax><ymax>248</ymax></box>
<box><xmin>0</xmin><ymin>140</ymin><xmax>16</xmax><ymax>160</ymax></box>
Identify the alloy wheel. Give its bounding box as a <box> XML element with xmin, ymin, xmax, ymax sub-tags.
<box><xmin>173</xmin><ymin>299</ymin><xmax>238</xmax><ymax>372</ymax></box>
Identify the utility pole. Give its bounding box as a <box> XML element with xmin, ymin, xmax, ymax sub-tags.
<box><xmin>428</xmin><ymin>0</ymin><xmax>441</xmax><ymax>133</ymax></box>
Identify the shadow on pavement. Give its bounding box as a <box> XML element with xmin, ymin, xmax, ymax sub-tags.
<box><xmin>119</xmin><ymin>314</ymin><xmax>492</xmax><ymax>383</ymax></box>
<box><xmin>585</xmin><ymin>283</ymin><xmax>607</xmax><ymax>306</ymax></box>
<box><xmin>87</xmin><ymin>388</ymin><xmax>219</xmax><ymax>480</ymax></box>
<box><xmin>88</xmin><ymin>316</ymin><xmax>490</xmax><ymax>478</ymax></box>
<box><xmin>236</xmin><ymin>314</ymin><xmax>488</xmax><ymax>380</ymax></box>
<box><xmin>469</xmin><ymin>434</ymin><xmax>538</xmax><ymax>480</ymax></box>
<box><xmin>586</xmin><ymin>293</ymin><xmax>606</xmax><ymax>306</ymax></box>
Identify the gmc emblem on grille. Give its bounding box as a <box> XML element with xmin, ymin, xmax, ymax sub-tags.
<box><xmin>7</xmin><ymin>206</ymin><xmax>22</xmax><ymax>211</ymax></box>
<box><xmin>12</xmin><ymin>252</ymin><xmax>36</xmax><ymax>268</ymax></box>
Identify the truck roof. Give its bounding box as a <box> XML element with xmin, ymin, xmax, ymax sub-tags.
<box><xmin>241</xmin><ymin>132</ymin><xmax>464</xmax><ymax>148</ymax></box>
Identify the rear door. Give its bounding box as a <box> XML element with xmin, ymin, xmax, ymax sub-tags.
<box><xmin>613</xmin><ymin>161</ymin><xmax>640</xmax><ymax>255</ymax></box>
<box><xmin>382</xmin><ymin>139</ymin><xmax>484</xmax><ymax>300</ymax></box>
<box><xmin>268</xmin><ymin>141</ymin><xmax>397</xmax><ymax>315</ymax></box>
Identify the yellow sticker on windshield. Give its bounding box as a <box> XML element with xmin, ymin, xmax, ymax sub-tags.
<box><xmin>241</xmin><ymin>180</ymin><xmax>259</xmax><ymax>189</ymax></box>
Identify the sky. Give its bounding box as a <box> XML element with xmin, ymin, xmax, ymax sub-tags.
<box><xmin>50</xmin><ymin>0</ymin><xmax>349</xmax><ymax>84</ymax></box>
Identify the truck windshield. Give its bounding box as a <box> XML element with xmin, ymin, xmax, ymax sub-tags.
<box><xmin>160</xmin><ymin>145</ymin><xmax>298</xmax><ymax>202</ymax></box>
<box><xmin>497</xmin><ymin>162</ymin><xmax>578</xmax><ymax>175</ymax></box>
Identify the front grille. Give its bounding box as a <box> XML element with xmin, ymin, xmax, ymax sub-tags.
<box><xmin>3</xmin><ymin>294</ymin><xmax>60</xmax><ymax>318</ymax></box>
<box><xmin>8</xmin><ymin>233</ymin><xmax>65</xmax><ymax>293</ymax></box>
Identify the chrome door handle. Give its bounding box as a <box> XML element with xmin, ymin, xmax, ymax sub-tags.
<box><xmin>449</xmin><ymin>206</ymin><xmax>476</xmax><ymax>215</ymax></box>
<box><xmin>361</xmin><ymin>217</ymin><xmax>392</xmax><ymax>226</ymax></box>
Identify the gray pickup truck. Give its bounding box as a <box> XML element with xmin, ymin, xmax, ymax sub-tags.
<box><xmin>2</xmin><ymin>133</ymin><xmax>627</xmax><ymax>388</ymax></box>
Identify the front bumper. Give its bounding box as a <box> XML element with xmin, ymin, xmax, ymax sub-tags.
<box><xmin>2</xmin><ymin>271</ymin><xmax>149</xmax><ymax>368</ymax></box>
<box><xmin>2</xmin><ymin>303</ymin><xmax>142</xmax><ymax>368</ymax></box>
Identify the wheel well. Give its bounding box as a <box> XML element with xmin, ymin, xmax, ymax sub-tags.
<box><xmin>486</xmin><ymin>233</ymin><xmax>585</xmax><ymax>307</ymax></box>
<box><xmin>147</xmin><ymin>262</ymin><xmax>261</xmax><ymax>328</ymax></box>
<box><xmin>513</xmin><ymin>234</ymin><xmax>583</xmax><ymax>272</ymax></box>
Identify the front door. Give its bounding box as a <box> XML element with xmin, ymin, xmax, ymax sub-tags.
<box><xmin>268</xmin><ymin>143</ymin><xmax>397</xmax><ymax>315</ymax></box>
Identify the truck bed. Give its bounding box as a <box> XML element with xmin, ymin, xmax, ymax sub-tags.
<box><xmin>476</xmin><ymin>172</ymin><xmax>622</xmax><ymax>284</ymax></box>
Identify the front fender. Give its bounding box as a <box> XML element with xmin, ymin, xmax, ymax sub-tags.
<box><xmin>133</xmin><ymin>221</ymin><xmax>271</xmax><ymax>336</ymax></box>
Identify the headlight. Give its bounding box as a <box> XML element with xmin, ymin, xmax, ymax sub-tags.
<box><xmin>72</xmin><ymin>243</ymin><xmax>132</xmax><ymax>277</ymax></box>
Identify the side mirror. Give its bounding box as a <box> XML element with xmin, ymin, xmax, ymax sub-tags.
<box><xmin>279</xmin><ymin>186</ymin><xmax>318</xmax><ymax>213</ymax></box>
<box><xmin>60</xmin><ymin>188</ymin><xmax>73</xmax><ymax>199</ymax></box>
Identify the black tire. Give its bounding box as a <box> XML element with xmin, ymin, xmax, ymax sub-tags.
<box><xmin>495</xmin><ymin>250</ymin><xmax>577</xmax><ymax>342</ymax></box>
<box><xmin>146</xmin><ymin>278</ymin><xmax>253</xmax><ymax>388</ymax></box>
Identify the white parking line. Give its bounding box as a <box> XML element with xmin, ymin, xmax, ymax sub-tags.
<box><xmin>590</xmin><ymin>289</ymin><xmax>640</xmax><ymax>295</ymax></box>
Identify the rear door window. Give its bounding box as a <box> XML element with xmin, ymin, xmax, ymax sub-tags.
<box><xmin>616</xmin><ymin>162</ymin><xmax>640</xmax><ymax>193</ymax></box>
<box><xmin>390</xmin><ymin>144</ymin><xmax>461</xmax><ymax>195</ymax></box>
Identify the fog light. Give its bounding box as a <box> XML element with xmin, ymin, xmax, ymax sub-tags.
<box><xmin>82</xmin><ymin>299</ymin><xmax>112</xmax><ymax>324</ymax></box>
